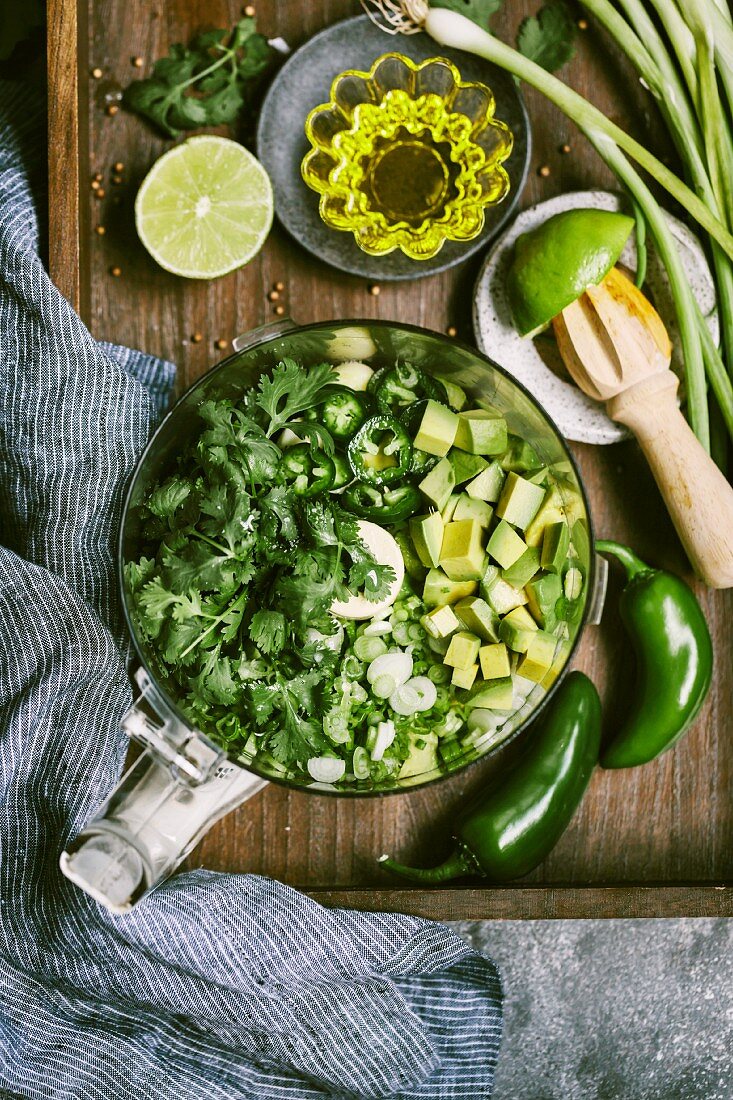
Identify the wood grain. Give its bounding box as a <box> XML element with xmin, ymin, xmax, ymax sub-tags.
<box><xmin>49</xmin><ymin>0</ymin><xmax>733</xmax><ymax>916</ymax></box>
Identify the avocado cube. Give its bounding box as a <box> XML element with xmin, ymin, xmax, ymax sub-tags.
<box><xmin>500</xmin><ymin>435</ymin><xmax>541</xmax><ymax>473</ymax></box>
<box><xmin>413</xmin><ymin>399</ymin><xmax>459</xmax><ymax>457</ymax></box>
<box><xmin>449</xmin><ymin>449</ymin><xmax>489</xmax><ymax>485</ymax></box>
<box><xmin>564</xmin><ymin>567</ymin><xmax>584</xmax><ymax>599</ymax></box>
<box><xmin>527</xmin><ymin>467</ymin><xmax>550</xmax><ymax>485</ymax></box>
<box><xmin>454</xmin><ymin>596</ymin><xmax>500</xmax><ymax>642</ymax></box>
<box><xmin>454</xmin><ymin>409</ymin><xmax>508</xmax><ymax>455</ymax></box>
<box><xmin>518</xmin><ymin>631</ymin><xmax>558</xmax><ymax>682</ymax></box>
<box><xmin>524</xmin><ymin>486</ymin><xmax>566</xmax><ymax>546</ymax></box>
<box><xmin>499</xmin><ymin>606</ymin><xmax>539</xmax><ymax>653</ymax></box>
<box><xmin>541</xmin><ymin>521</ymin><xmax>570</xmax><ymax>574</ymax></box>
<box><xmin>469</xmin><ymin>676</ymin><xmax>514</xmax><ymax>710</ymax></box>
<box><xmin>453</xmin><ymin>495</ymin><xmax>493</xmax><ymax>527</ymax></box>
<box><xmin>444</xmin><ymin>631</ymin><xmax>482</xmax><ymax>670</ymax></box>
<box><xmin>502</xmin><ymin>546</ymin><xmax>541</xmax><ymax>588</ymax></box>
<box><xmin>495</xmin><ymin>472</ymin><xmax>547</xmax><ymax>530</ymax></box>
<box><xmin>441</xmin><ymin>492</ymin><xmax>461</xmax><ymax>523</ymax></box>
<box><xmin>487</xmin><ymin>520</ymin><xmax>528</xmax><ymax>569</ymax></box>
<box><xmin>419</xmin><ymin>457</ymin><xmax>455</xmax><ymax>511</ymax></box>
<box><xmin>398</xmin><ymin>733</ymin><xmax>439</xmax><ymax>781</ymax></box>
<box><xmin>421</xmin><ymin>604</ymin><xmax>461</xmax><ymax>639</ymax></box>
<box><xmin>540</xmin><ymin>639</ymin><xmax>571</xmax><ymax>689</ymax></box>
<box><xmin>569</xmin><ymin>518</ymin><xmax>590</xmax><ymax>569</ymax></box>
<box><xmin>409</xmin><ymin>511</ymin><xmax>444</xmax><ymax>568</ymax></box>
<box><xmin>423</xmin><ymin>568</ymin><xmax>478</xmax><ymax>607</ymax></box>
<box><xmin>479</xmin><ymin>642</ymin><xmax>511</xmax><ymax>680</ymax></box>
<box><xmin>451</xmin><ymin>663</ymin><xmax>479</xmax><ymax>690</ymax></box>
<box><xmin>526</xmin><ymin>573</ymin><xmax>562</xmax><ymax>628</ymax></box>
<box><xmin>480</xmin><ymin>563</ymin><xmax>528</xmax><ymax>614</ymax></box>
<box><xmin>435</xmin><ymin>376</ymin><xmax>468</xmax><ymax>411</ymax></box>
<box><xmin>465</xmin><ymin>460</ymin><xmax>506</xmax><ymax>503</ymax></box>
<box><xmin>440</xmin><ymin>519</ymin><xmax>487</xmax><ymax>581</ymax></box>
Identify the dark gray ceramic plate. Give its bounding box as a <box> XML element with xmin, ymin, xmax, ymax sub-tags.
<box><xmin>256</xmin><ymin>14</ymin><xmax>531</xmax><ymax>281</ymax></box>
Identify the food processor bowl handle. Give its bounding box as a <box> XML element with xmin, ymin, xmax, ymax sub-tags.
<box><xmin>60</xmin><ymin>670</ymin><xmax>267</xmax><ymax>912</ymax></box>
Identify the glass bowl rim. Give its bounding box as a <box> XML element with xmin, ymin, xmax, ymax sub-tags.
<box><xmin>118</xmin><ymin>318</ymin><xmax>596</xmax><ymax>799</ymax></box>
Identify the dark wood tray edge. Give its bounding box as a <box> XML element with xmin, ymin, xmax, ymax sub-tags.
<box><xmin>307</xmin><ymin>885</ymin><xmax>733</xmax><ymax>919</ymax></box>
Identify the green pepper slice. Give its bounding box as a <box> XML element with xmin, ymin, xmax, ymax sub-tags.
<box><xmin>342</xmin><ymin>482</ymin><xmax>422</xmax><ymax>523</ymax></box>
<box><xmin>278</xmin><ymin>443</ymin><xmax>335</xmax><ymax>497</ymax></box>
<box><xmin>372</xmin><ymin>361</ymin><xmax>447</xmax><ymax>417</ymax></box>
<box><xmin>330</xmin><ymin>452</ymin><xmax>353</xmax><ymax>491</ymax></box>
<box><xmin>595</xmin><ymin>540</ymin><xmax>713</xmax><ymax>768</ymax></box>
<box><xmin>379</xmin><ymin>671</ymin><xmax>601</xmax><ymax>882</ymax></box>
<box><xmin>347</xmin><ymin>414</ymin><xmax>413</xmax><ymax>486</ymax></box>
<box><xmin>315</xmin><ymin>389</ymin><xmax>370</xmax><ymax>441</ymax></box>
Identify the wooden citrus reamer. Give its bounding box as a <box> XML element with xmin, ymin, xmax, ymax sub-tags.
<box><xmin>554</xmin><ymin>266</ymin><xmax>733</xmax><ymax>588</ymax></box>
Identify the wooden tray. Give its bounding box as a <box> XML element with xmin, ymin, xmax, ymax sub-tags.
<box><xmin>48</xmin><ymin>0</ymin><xmax>733</xmax><ymax>918</ymax></box>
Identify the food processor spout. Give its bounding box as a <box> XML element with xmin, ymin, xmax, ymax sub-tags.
<box><xmin>60</xmin><ymin>670</ymin><xmax>266</xmax><ymax>912</ymax></box>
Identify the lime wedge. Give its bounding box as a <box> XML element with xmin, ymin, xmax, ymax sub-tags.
<box><xmin>506</xmin><ymin>209</ymin><xmax>635</xmax><ymax>337</ymax></box>
<box><xmin>135</xmin><ymin>136</ymin><xmax>273</xmax><ymax>279</ymax></box>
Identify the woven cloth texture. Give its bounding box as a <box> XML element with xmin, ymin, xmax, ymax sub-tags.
<box><xmin>0</xmin><ymin>81</ymin><xmax>502</xmax><ymax>1099</ymax></box>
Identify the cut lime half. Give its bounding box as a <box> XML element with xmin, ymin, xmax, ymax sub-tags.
<box><xmin>135</xmin><ymin>136</ymin><xmax>274</xmax><ymax>280</ymax></box>
<box><xmin>506</xmin><ymin>208</ymin><xmax>635</xmax><ymax>337</ymax></box>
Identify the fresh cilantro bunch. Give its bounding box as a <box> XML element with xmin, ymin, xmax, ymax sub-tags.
<box><xmin>123</xmin><ymin>17</ymin><xmax>276</xmax><ymax>137</ymax></box>
<box><xmin>124</xmin><ymin>359</ymin><xmax>395</xmax><ymax>770</ymax></box>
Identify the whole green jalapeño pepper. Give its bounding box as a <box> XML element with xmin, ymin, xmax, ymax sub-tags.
<box><xmin>380</xmin><ymin>672</ymin><xmax>601</xmax><ymax>883</ymax></box>
<box><xmin>596</xmin><ymin>540</ymin><xmax>713</xmax><ymax>769</ymax></box>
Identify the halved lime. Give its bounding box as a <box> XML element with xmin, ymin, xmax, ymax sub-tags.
<box><xmin>506</xmin><ymin>209</ymin><xmax>635</xmax><ymax>337</ymax></box>
<box><xmin>135</xmin><ymin>136</ymin><xmax>273</xmax><ymax>279</ymax></box>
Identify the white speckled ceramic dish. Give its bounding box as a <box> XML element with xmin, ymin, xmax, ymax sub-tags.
<box><xmin>473</xmin><ymin>190</ymin><xmax>719</xmax><ymax>445</ymax></box>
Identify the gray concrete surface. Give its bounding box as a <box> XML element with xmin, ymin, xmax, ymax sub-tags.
<box><xmin>452</xmin><ymin>919</ymin><xmax>733</xmax><ymax>1100</ymax></box>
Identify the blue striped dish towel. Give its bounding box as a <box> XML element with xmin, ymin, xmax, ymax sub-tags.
<box><xmin>0</xmin><ymin>81</ymin><xmax>502</xmax><ymax>1098</ymax></box>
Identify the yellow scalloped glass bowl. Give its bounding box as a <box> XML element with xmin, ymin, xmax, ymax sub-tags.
<box><xmin>301</xmin><ymin>53</ymin><xmax>514</xmax><ymax>260</ymax></box>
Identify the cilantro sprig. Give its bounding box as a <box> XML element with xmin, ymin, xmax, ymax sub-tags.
<box><xmin>123</xmin><ymin>17</ymin><xmax>276</xmax><ymax>137</ymax></box>
<box><xmin>124</xmin><ymin>359</ymin><xmax>394</xmax><ymax>769</ymax></box>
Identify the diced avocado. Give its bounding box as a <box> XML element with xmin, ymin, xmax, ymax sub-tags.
<box><xmin>444</xmin><ymin>631</ymin><xmax>482</xmax><ymax>669</ymax></box>
<box><xmin>540</xmin><ymin>639</ymin><xmax>571</xmax><ymax>689</ymax></box>
<box><xmin>398</xmin><ymin>732</ymin><xmax>439</xmax><ymax>780</ymax></box>
<box><xmin>480</xmin><ymin>563</ymin><xmax>528</xmax><ymax>614</ymax></box>
<box><xmin>469</xmin><ymin>676</ymin><xmax>514</xmax><ymax>710</ymax></box>
<box><xmin>442</xmin><ymin>492</ymin><xmax>461</xmax><ymax>523</ymax></box>
<box><xmin>479</xmin><ymin>642</ymin><xmax>511</xmax><ymax>680</ymax></box>
<box><xmin>500</xmin><ymin>435</ymin><xmax>541</xmax><ymax>473</ymax></box>
<box><xmin>502</xmin><ymin>546</ymin><xmax>541</xmax><ymax>588</ymax></box>
<box><xmin>518</xmin><ymin>631</ymin><xmax>558</xmax><ymax>682</ymax></box>
<box><xmin>394</xmin><ymin>529</ymin><xmax>428</xmax><ymax>584</ymax></box>
<box><xmin>421</xmin><ymin>604</ymin><xmax>461</xmax><ymax>639</ymax></box>
<box><xmin>487</xmin><ymin>520</ymin><xmax>528</xmax><ymax>569</ymax></box>
<box><xmin>541</xmin><ymin>521</ymin><xmax>570</xmax><ymax>574</ymax></box>
<box><xmin>454</xmin><ymin>409</ymin><xmax>508</xmax><ymax>455</ymax></box>
<box><xmin>453</xmin><ymin>495</ymin><xmax>493</xmax><ymax>527</ymax></box>
<box><xmin>454</xmin><ymin>596</ymin><xmax>500</xmax><ymax>642</ymax></box>
<box><xmin>451</xmin><ymin>663</ymin><xmax>479</xmax><ymax>690</ymax></box>
<box><xmin>440</xmin><ymin>519</ymin><xmax>487</xmax><ymax>581</ymax></box>
<box><xmin>465</xmin><ymin>460</ymin><xmax>506</xmax><ymax>503</ymax></box>
<box><xmin>413</xmin><ymin>399</ymin><xmax>459</xmax><ymax>457</ymax></box>
<box><xmin>524</xmin><ymin>485</ymin><xmax>566</xmax><ymax>546</ymax></box>
<box><xmin>525</xmin><ymin>573</ymin><xmax>562</xmax><ymax>629</ymax></box>
<box><xmin>527</xmin><ymin>467</ymin><xmax>550</xmax><ymax>485</ymax></box>
<box><xmin>569</xmin><ymin>518</ymin><xmax>590</xmax><ymax>570</ymax></box>
<box><xmin>423</xmin><ymin>568</ymin><xmax>478</xmax><ymax>607</ymax></box>
<box><xmin>495</xmin><ymin>472</ymin><xmax>547</xmax><ymax>531</ymax></box>
<box><xmin>435</xmin><ymin>376</ymin><xmax>468</xmax><ymax>411</ymax></box>
<box><xmin>409</xmin><ymin>511</ymin><xmax>444</xmax><ymax>568</ymax></box>
<box><xmin>449</xmin><ymin>449</ymin><xmax>489</xmax><ymax>485</ymax></box>
<box><xmin>419</xmin><ymin>457</ymin><xmax>455</xmax><ymax>511</ymax></box>
<box><xmin>499</xmin><ymin>606</ymin><xmax>539</xmax><ymax>653</ymax></box>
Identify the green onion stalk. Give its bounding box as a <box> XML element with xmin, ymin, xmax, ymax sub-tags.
<box><xmin>362</xmin><ymin>0</ymin><xmax>733</xmax><ymax>458</ymax></box>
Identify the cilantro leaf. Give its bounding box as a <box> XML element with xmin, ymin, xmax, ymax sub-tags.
<box><xmin>517</xmin><ymin>2</ymin><xmax>577</xmax><ymax>72</ymax></box>
<box><xmin>146</xmin><ymin>477</ymin><xmax>192</xmax><ymax>520</ymax></box>
<box><xmin>256</xmin><ymin>359</ymin><xmax>338</xmax><ymax>436</ymax></box>
<box><xmin>432</xmin><ymin>0</ymin><xmax>501</xmax><ymax>28</ymax></box>
<box><xmin>249</xmin><ymin>610</ymin><xmax>287</xmax><ymax>656</ymax></box>
<box><xmin>123</xmin><ymin>17</ymin><xmax>276</xmax><ymax>138</ymax></box>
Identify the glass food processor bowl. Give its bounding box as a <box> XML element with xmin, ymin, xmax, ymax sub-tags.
<box><xmin>60</xmin><ymin>318</ymin><xmax>603</xmax><ymax>912</ymax></box>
